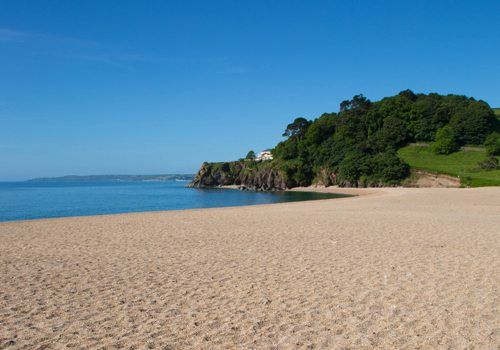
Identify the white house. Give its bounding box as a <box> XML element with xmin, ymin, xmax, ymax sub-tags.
<box><xmin>255</xmin><ymin>149</ymin><xmax>273</xmax><ymax>161</ymax></box>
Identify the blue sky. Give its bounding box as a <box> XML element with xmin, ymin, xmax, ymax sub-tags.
<box><xmin>1</xmin><ymin>0</ymin><xmax>499</xmax><ymax>180</ymax></box>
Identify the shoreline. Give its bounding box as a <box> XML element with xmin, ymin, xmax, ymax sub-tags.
<box><xmin>0</xmin><ymin>185</ymin><xmax>368</xmax><ymax>225</ymax></box>
<box><xmin>1</xmin><ymin>185</ymin><xmax>496</xmax><ymax>225</ymax></box>
<box><xmin>216</xmin><ymin>184</ymin><xmax>385</xmax><ymax>199</ymax></box>
<box><xmin>0</xmin><ymin>185</ymin><xmax>491</xmax><ymax>225</ymax></box>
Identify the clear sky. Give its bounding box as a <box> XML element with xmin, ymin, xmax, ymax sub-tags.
<box><xmin>1</xmin><ymin>0</ymin><xmax>499</xmax><ymax>180</ymax></box>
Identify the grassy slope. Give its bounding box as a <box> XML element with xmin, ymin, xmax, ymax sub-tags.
<box><xmin>398</xmin><ymin>145</ymin><xmax>500</xmax><ymax>187</ymax></box>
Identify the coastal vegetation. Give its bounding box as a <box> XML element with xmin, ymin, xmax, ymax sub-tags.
<box><xmin>191</xmin><ymin>91</ymin><xmax>499</xmax><ymax>189</ymax></box>
<box><xmin>398</xmin><ymin>145</ymin><xmax>500</xmax><ymax>187</ymax></box>
<box><xmin>245</xmin><ymin>150</ymin><xmax>256</xmax><ymax>160</ymax></box>
<box><xmin>484</xmin><ymin>133</ymin><xmax>500</xmax><ymax>156</ymax></box>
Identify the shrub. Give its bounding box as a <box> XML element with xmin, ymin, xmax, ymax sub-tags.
<box><xmin>431</xmin><ymin>126</ymin><xmax>459</xmax><ymax>154</ymax></box>
<box><xmin>484</xmin><ymin>133</ymin><xmax>500</xmax><ymax>156</ymax></box>
<box><xmin>477</xmin><ymin>156</ymin><xmax>499</xmax><ymax>170</ymax></box>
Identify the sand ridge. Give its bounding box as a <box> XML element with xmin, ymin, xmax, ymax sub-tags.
<box><xmin>1</xmin><ymin>187</ymin><xmax>499</xmax><ymax>349</ymax></box>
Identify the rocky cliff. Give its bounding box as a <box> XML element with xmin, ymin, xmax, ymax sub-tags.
<box><xmin>188</xmin><ymin>161</ymin><xmax>402</xmax><ymax>191</ymax></box>
<box><xmin>189</xmin><ymin>161</ymin><xmax>456</xmax><ymax>191</ymax></box>
<box><xmin>187</xmin><ymin>161</ymin><xmax>291</xmax><ymax>191</ymax></box>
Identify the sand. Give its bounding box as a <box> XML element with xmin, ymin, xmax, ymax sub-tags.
<box><xmin>0</xmin><ymin>187</ymin><xmax>499</xmax><ymax>349</ymax></box>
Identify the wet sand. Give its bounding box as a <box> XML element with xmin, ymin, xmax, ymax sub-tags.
<box><xmin>1</xmin><ymin>187</ymin><xmax>499</xmax><ymax>349</ymax></box>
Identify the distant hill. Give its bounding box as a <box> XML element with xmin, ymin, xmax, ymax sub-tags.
<box><xmin>27</xmin><ymin>174</ymin><xmax>194</xmax><ymax>182</ymax></box>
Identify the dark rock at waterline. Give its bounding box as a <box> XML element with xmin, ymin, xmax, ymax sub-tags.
<box><xmin>187</xmin><ymin>161</ymin><xmax>292</xmax><ymax>191</ymax></box>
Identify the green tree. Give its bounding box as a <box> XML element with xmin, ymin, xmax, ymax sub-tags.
<box><xmin>337</xmin><ymin>150</ymin><xmax>371</xmax><ymax>186</ymax></box>
<box><xmin>398</xmin><ymin>89</ymin><xmax>418</xmax><ymax>102</ymax></box>
<box><xmin>339</xmin><ymin>94</ymin><xmax>372</xmax><ymax>113</ymax></box>
<box><xmin>431</xmin><ymin>126</ymin><xmax>459</xmax><ymax>154</ymax></box>
<box><xmin>449</xmin><ymin>101</ymin><xmax>495</xmax><ymax>145</ymax></box>
<box><xmin>371</xmin><ymin>116</ymin><xmax>408</xmax><ymax>151</ymax></box>
<box><xmin>370</xmin><ymin>151</ymin><xmax>410</xmax><ymax>184</ymax></box>
<box><xmin>273</xmin><ymin>138</ymin><xmax>300</xmax><ymax>160</ymax></box>
<box><xmin>484</xmin><ymin>132</ymin><xmax>500</xmax><ymax>156</ymax></box>
<box><xmin>269</xmin><ymin>91</ymin><xmax>496</xmax><ymax>187</ymax></box>
<box><xmin>280</xmin><ymin>158</ymin><xmax>313</xmax><ymax>186</ymax></box>
<box><xmin>282</xmin><ymin>117</ymin><xmax>311</xmax><ymax>138</ymax></box>
<box><xmin>303</xmin><ymin>113</ymin><xmax>336</xmax><ymax>146</ymax></box>
<box><xmin>407</xmin><ymin>94</ymin><xmax>444</xmax><ymax>141</ymax></box>
<box><xmin>245</xmin><ymin>150</ymin><xmax>256</xmax><ymax>160</ymax></box>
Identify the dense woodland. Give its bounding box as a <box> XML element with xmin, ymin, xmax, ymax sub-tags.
<box><xmin>251</xmin><ymin>90</ymin><xmax>499</xmax><ymax>187</ymax></box>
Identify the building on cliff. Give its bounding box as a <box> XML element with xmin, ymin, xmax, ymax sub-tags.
<box><xmin>255</xmin><ymin>149</ymin><xmax>273</xmax><ymax>161</ymax></box>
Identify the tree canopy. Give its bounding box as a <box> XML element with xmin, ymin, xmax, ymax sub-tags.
<box><xmin>282</xmin><ymin>117</ymin><xmax>311</xmax><ymax>139</ymax></box>
<box><xmin>269</xmin><ymin>90</ymin><xmax>496</xmax><ymax>187</ymax></box>
<box><xmin>245</xmin><ymin>150</ymin><xmax>256</xmax><ymax>160</ymax></box>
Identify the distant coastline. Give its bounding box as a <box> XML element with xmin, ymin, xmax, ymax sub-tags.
<box><xmin>26</xmin><ymin>174</ymin><xmax>195</xmax><ymax>182</ymax></box>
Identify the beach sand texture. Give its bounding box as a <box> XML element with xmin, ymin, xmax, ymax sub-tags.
<box><xmin>1</xmin><ymin>188</ymin><xmax>499</xmax><ymax>349</ymax></box>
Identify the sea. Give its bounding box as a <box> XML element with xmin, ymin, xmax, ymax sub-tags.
<box><xmin>0</xmin><ymin>181</ymin><xmax>348</xmax><ymax>222</ymax></box>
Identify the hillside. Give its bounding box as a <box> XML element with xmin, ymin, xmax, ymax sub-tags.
<box><xmin>191</xmin><ymin>91</ymin><xmax>499</xmax><ymax>189</ymax></box>
<box><xmin>398</xmin><ymin>144</ymin><xmax>500</xmax><ymax>187</ymax></box>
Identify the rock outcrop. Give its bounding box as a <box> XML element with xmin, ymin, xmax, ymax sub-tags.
<box><xmin>189</xmin><ymin>162</ymin><xmax>462</xmax><ymax>191</ymax></box>
<box><xmin>189</xmin><ymin>162</ymin><xmax>404</xmax><ymax>191</ymax></box>
<box><xmin>188</xmin><ymin>161</ymin><xmax>291</xmax><ymax>191</ymax></box>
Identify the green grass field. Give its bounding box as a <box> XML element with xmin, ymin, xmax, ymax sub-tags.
<box><xmin>398</xmin><ymin>144</ymin><xmax>500</xmax><ymax>187</ymax></box>
<box><xmin>493</xmin><ymin>107</ymin><xmax>500</xmax><ymax>116</ymax></box>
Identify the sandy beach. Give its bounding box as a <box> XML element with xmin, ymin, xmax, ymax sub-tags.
<box><xmin>1</xmin><ymin>187</ymin><xmax>499</xmax><ymax>349</ymax></box>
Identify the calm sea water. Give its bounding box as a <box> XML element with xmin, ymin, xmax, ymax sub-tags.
<box><xmin>0</xmin><ymin>181</ymin><xmax>347</xmax><ymax>222</ymax></box>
